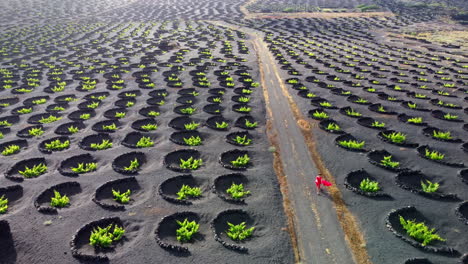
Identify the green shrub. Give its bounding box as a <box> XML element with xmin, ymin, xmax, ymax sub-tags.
<box><xmin>382</xmin><ymin>132</ymin><xmax>406</xmax><ymax>143</ymax></box>
<box><xmin>2</xmin><ymin>145</ymin><xmax>20</xmax><ymax>156</ymax></box>
<box><xmin>184</xmin><ymin>122</ymin><xmax>200</xmax><ymax>130</ymax></box>
<box><xmin>183</xmin><ymin>136</ymin><xmax>202</xmax><ymax>146</ymax></box>
<box><xmin>80</xmin><ymin>113</ymin><xmax>91</xmax><ymax>120</ymax></box>
<box><xmin>176</xmin><ymin>219</ymin><xmax>199</xmax><ymax>243</ymax></box>
<box><xmin>231</xmin><ymin>154</ymin><xmax>250</xmax><ymax>167</ymax></box>
<box><xmin>39</xmin><ymin>115</ymin><xmax>62</xmax><ymax>124</ymax></box>
<box><xmin>91</xmin><ymin>140</ymin><xmax>112</xmax><ymax>150</ymax></box>
<box><xmin>421</xmin><ymin>180</ymin><xmax>439</xmax><ymax>193</ymax></box>
<box><xmin>0</xmin><ymin>195</ymin><xmax>8</xmax><ymax>214</ymax></box>
<box><xmin>124</xmin><ymin>158</ymin><xmax>140</xmax><ymax>171</ymax></box>
<box><xmin>424</xmin><ymin>149</ymin><xmax>444</xmax><ymax>160</ymax></box>
<box><xmin>399</xmin><ymin>216</ymin><xmax>445</xmax><ymax>246</ymax></box>
<box><xmin>359</xmin><ymin>178</ymin><xmax>380</xmax><ymax>192</ymax></box>
<box><xmin>136</xmin><ymin>136</ymin><xmax>154</xmax><ymax>148</ymax></box>
<box><xmin>380</xmin><ymin>155</ymin><xmax>399</xmax><ymax>168</ymax></box>
<box><xmin>71</xmin><ymin>162</ymin><xmax>97</xmax><ymax>173</ymax></box>
<box><xmin>45</xmin><ymin>139</ymin><xmax>70</xmax><ymax>150</ymax></box>
<box><xmin>50</xmin><ymin>190</ymin><xmax>70</xmax><ymax>208</ymax></box>
<box><xmin>112</xmin><ymin>189</ymin><xmax>131</xmax><ymax>204</ymax></box>
<box><xmin>432</xmin><ymin>130</ymin><xmax>452</xmax><ymax>140</ymax></box>
<box><xmin>338</xmin><ymin>140</ymin><xmax>365</xmax><ymax>149</ymax></box>
<box><xmin>180</xmin><ymin>157</ymin><xmax>202</xmax><ymax>170</ymax></box>
<box><xmin>226</xmin><ymin>182</ymin><xmax>250</xmax><ymax>199</ymax></box>
<box><xmin>177</xmin><ymin>185</ymin><xmax>202</xmax><ymax>200</ymax></box>
<box><xmin>227</xmin><ymin>222</ymin><xmax>255</xmax><ymax>241</ymax></box>
<box><xmin>141</xmin><ymin>123</ymin><xmax>158</xmax><ymax>131</ymax></box>
<box><xmin>89</xmin><ymin>224</ymin><xmax>125</xmax><ymax>248</ymax></box>
<box><xmin>19</xmin><ymin>163</ymin><xmax>47</xmax><ymax>178</ymax></box>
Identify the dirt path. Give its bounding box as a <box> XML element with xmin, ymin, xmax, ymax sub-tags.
<box><xmin>209</xmin><ymin>21</ymin><xmax>371</xmax><ymax>264</ymax></box>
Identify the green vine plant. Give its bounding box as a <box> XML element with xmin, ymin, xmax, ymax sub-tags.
<box><xmin>312</xmin><ymin>111</ymin><xmax>329</xmax><ymax>119</ymax></box>
<box><xmin>180</xmin><ymin>107</ymin><xmax>196</xmax><ymax>115</ymax></box>
<box><xmin>115</xmin><ymin>112</ymin><xmax>126</xmax><ymax>118</ymax></box>
<box><xmin>183</xmin><ymin>136</ymin><xmax>202</xmax><ymax>146</ymax></box>
<box><xmin>17</xmin><ymin>108</ymin><xmax>32</xmax><ymax>114</ymax></box>
<box><xmin>326</xmin><ymin>123</ymin><xmax>340</xmax><ymax>131</ymax></box>
<box><xmin>443</xmin><ymin>113</ymin><xmax>458</xmax><ymax>120</ymax></box>
<box><xmin>359</xmin><ymin>178</ymin><xmax>380</xmax><ymax>192</ymax></box>
<box><xmin>68</xmin><ymin>126</ymin><xmax>80</xmax><ymax>134</ymax></box>
<box><xmin>89</xmin><ymin>224</ymin><xmax>125</xmax><ymax>248</ymax></box>
<box><xmin>382</xmin><ymin>132</ymin><xmax>406</xmax><ymax>143</ymax></box>
<box><xmin>39</xmin><ymin>115</ymin><xmax>62</xmax><ymax>124</ymax></box>
<box><xmin>71</xmin><ymin>162</ymin><xmax>97</xmax><ymax>173</ymax></box>
<box><xmin>0</xmin><ymin>195</ymin><xmax>8</xmax><ymax>214</ymax></box>
<box><xmin>50</xmin><ymin>190</ymin><xmax>70</xmax><ymax>208</ymax></box>
<box><xmin>380</xmin><ymin>155</ymin><xmax>399</xmax><ymax>168</ymax></box>
<box><xmin>141</xmin><ymin>123</ymin><xmax>158</xmax><ymax>131</ymax></box>
<box><xmin>345</xmin><ymin>108</ymin><xmax>362</xmax><ymax>117</ymax></box>
<box><xmin>147</xmin><ymin>111</ymin><xmax>160</xmax><ymax>117</ymax></box>
<box><xmin>338</xmin><ymin>140</ymin><xmax>365</xmax><ymax>149</ymax></box>
<box><xmin>112</xmin><ymin>189</ymin><xmax>131</xmax><ymax>204</ymax></box>
<box><xmin>136</xmin><ymin>136</ymin><xmax>154</xmax><ymax>148</ymax></box>
<box><xmin>91</xmin><ymin>139</ymin><xmax>112</xmax><ymax>150</ymax></box>
<box><xmin>231</xmin><ymin>154</ymin><xmax>250</xmax><ymax>167</ymax></box>
<box><xmin>215</xmin><ymin>121</ymin><xmax>229</xmax><ymax>129</ymax></box>
<box><xmin>371</xmin><ymin>121</ymin><xmax>385</xmax><ymax>128</ymax></box>
<box><xmin>244</xmin><ymin>120</ymin><xmax>258</xmax><ymax>128</ymax></box>
<box><xmin>176</xmin><ymin>219</ymin><xmax>199</xmax><ymax>243</ymax></box>
<box><xmin>234</xmin><ymin>135</ymin><xmax>252</xmax><ymax>146</ymax></box>
<box><xmin>177</xmin><ymin>185</ymin><xmax>202</xmax><ymax>200</ymax></box>
<box><xmin>179</xmin><ymin>157</ymin><xmax>203</xmax><ymax>170</ymax></box>
<box><xmin>226</xmin><ymin>182</ymin><xmax>250</xmax><ymax>199</ymax></box>
<box><xmin>226</xmin><ymin>222</ymin><xmax>255</xmax><ymax>241</ymax></box>
<box><xmin>2</xmin><ymin>145</ymin><xmax>20</xmax><ymax>156</ymax></box>
<box><xmin>102</xmin><ymin>123</ymin><xmax>118</xmax><ymax>131</ymax></box>
<box><xmin>29</xmin><ymin>127</ymin><xmax>45</xmax><ymax>136</ymax></box>
<box><xmin>432</xmin><ymin>130</ymin><xmax>452</xmax><ymax>140</ymax></box>
<box><xmin>399</xmin><ymin>216</ymin><xmax>445</xmax><ymax>246</ymax></box>
<box><xmin>184</xmin><ymin>122</ymin><xmax>200</xmax><ymax>130</ymax></box>
<box><xmin>424</xmin><ymin>149</ymin><xmax>445</xmax><ymax>160</ymax></box>
<box><xmin>0</xmin><ymin>120</ymin><xmax>13</xmax><ymax>127</ymax></box>
<box><xmin>407</xmin><ymin>117</ymin><xmax>423</xmax><ymax>124</ymax></box>
<box><xmin>421</xmin><ymin>180</ymin><xmax>439</xmax><ymax>193</ymax></box>
<box><xmin>124</xmin><ymin>158</ymin><xmax>140</xmax><ymax>171</ymax></box>
<box><xmin>45</xmin><ymin>139</ymin><xmax>70</xmax><ymax>150</ymax></box>
<box><xmin>19</xmin><ymin>163</ymin><xmax>47</xmax><ymax>178</ymax></box>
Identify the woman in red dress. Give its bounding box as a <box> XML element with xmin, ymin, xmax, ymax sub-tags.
<box><xmin>315</xmin><ymin>174</ymin><xmax>332</xmax><ymax>195</ymax></box>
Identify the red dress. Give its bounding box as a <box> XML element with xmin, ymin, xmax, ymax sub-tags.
<box><xmin>315</xmin><ymin>176</ymin><xmax>332</xmax><ymax>189</ymax></box>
